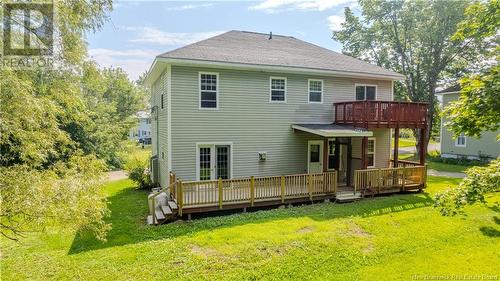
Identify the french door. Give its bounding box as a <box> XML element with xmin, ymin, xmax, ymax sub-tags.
<box><xmin>198</xmin><ymin>145</ymin><xmax>230</xmax><ymax>180</ymax></box>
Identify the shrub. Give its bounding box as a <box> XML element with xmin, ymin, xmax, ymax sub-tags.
<box><xmin>124</xmin><ymin>156</ymin><xmax>155</xmax><ymax>189</ymax></box>
<box><xmin>434</xmin><ymin>158</ymin><xmax>500</xmax><ymax>216</ymax></box>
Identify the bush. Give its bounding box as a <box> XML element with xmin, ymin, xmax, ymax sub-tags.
<box><xmin>434</xmin><ymin>158</ymin><xmax>500</xmax><ymax>216</ymax></box>
<box><xmin>125</xmin><ymin>157</ymin><xmax>155</xmax><ymax>189</ymax></box>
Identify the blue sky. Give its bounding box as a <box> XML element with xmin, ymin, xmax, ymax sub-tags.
<box><xmin>87</xmin><ymin>0</ymin><xmax>358</xmax><ymax>80</ymax></box>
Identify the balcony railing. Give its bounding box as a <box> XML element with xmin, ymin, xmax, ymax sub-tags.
<box><xmin>334</xmin><ymin>101</ymin><xmax>427</xmax><ymax>128</ymax></box>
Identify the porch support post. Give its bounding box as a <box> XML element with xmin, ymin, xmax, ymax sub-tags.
<box><xmin>393</xmin><ymin>127</ymin><xmax>400</xmax><ymax>167</ymax></box>
<box><xmin>419</xmin><ymin>127</ymin><xmax>426</xmax><ymax>165</ymax></box>
<box><xmin>323</xmin><ymin>138</ymin><xmax>328</xmax><ymax>172</ymax></box>
<box><xmin>361</xmin><ymin>136</ymin><xmax>368</xmax><ymax>169</ymax></box>
<box><xmin>347</xmin><ymin>137</ymin><xmax>352</xmax><ymax>186</ymax></box>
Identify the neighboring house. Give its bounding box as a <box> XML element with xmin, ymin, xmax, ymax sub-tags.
<box><xmin>144</xmin><ymin>31</ymin><xmax>428</xmax><ymax>222</ymax></box>
<box><xmin>129</xmin><ymin>111</ymin><xmax>152</xmax><ymax>144</ymax></box>
<box><xmin>437</xmin><ymin>85</ymin><xmax>499</xmax><ymax>160</ymax></box>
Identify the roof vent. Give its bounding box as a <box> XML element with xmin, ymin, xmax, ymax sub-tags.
<box><xmin>269</xmin><ymin>31</ymin><xmax>272</xmax><ymax>40</ymax></box>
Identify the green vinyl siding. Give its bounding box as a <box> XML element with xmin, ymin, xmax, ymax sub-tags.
<box><xmin>166</xmin><ymin>66</ymin><xmax>392</xmax><ymax>181</ymax></box>
<box><xmin>440</xmin><ymin>93</ymin><xmax>499</xmax><ymax>159</ymax></box>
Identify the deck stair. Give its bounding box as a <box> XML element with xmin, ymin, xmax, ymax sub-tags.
<box><xmin>147</xmin><ymin>191</ymin><xmax>178</xmax><ymax>225</ymax></box>
<box><xmin>335</xmin><ymin>191</ymin><xmax>362</xmax><ymax>202</ymax></box>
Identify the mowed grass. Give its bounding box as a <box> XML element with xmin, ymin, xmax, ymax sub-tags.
<box><xmin>398</xmin><ymin>153</ymin><xmax>473</xmax><ymax>173</ymax></box>
<box><xmin>2</xmin><ymin>177</ymin><xmax>499</xmax><ymax>280</ymax></box>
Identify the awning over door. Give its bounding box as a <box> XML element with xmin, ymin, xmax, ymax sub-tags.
<box><xmin>291</xmin><ymin>123</ymin><xmax>373</xmax><ymax>137</ymax></box>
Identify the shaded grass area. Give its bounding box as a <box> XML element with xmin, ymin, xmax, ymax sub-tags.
<box><xmin>2</xmin><ymin>177</ymin><xmax>499</xmax><ymax>280</ymax></box>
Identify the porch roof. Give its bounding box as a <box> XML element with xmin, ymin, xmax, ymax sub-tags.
<box><xmin>292</xmin><ymin>123</ymin><xmax>373</xmax><ymax>137</ymax></box>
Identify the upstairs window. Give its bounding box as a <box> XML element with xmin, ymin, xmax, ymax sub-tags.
<box><xmin>200</xmin><ymin>73</ymin><xmax>218</xmax><ymax>109</ymax></box>
<box><xmin>355</xmin><ymin>85</ymin><xmax>376</xmax><ymax>100</ymax></box>
<box><xmin>161</xmin><ymin>94</ymin><xmax>164</xmax><ymax>109</ymax></box>
<box><xmin>270</xmin><ymin>77</ymin><xmax>286</xmax><ymax>102</ymax></box>
<box><xmin>455</xmin><ymin>133</ymin><xmax>466</xmax><ymax>147</ymax></box>
<box><xmin>309</xmin><ymin>79</ymin><xmax>323</xmax><ymax>103</ymax></box>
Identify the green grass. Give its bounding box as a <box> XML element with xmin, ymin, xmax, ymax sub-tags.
<box><xmin>427</xmin><ymin>162</ymin><xmax>471</xmax><ymax>173</ymax></box>
<box><xmin>397</xmin><ymin>153</ymin><xmax>473</xmax><ymax>173</ymax></box>
<box><xmin>391</xmin><ymin>137</ymin><xmax>437</xmax><ymax>148</ymax></box>
<box><xmin>391</xmin><ymin>137</ymin><xmax>416</xmax><ymax>148</ymax></box>
<box><xmin>2</xmin><ymin>177</ymin><xmax>499</xmax><ymax>280</ymax></box>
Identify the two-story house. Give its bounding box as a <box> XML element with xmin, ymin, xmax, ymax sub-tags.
<box><xmin>129</xmin><ymin>111</ymin><xmax>152</xmax><ymax>144</ymax></box>
<box><xmin>144</xmin><ymin>31</ymin><xmax>428</xmax><ymax>223</ymax></box>
<box><xmin>437</xmin><ymin>85</ymin><xmax>499</xmax><ymax>160</ymax></box>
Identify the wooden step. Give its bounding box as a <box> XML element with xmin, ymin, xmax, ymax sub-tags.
<box><xmin>155</xmin><ymin>208</ymin><xmax>166</xmax><ymax>221</ymax></box>
<box><xmin>335</xmin><ymin>192</ymin><xmax>362</xmax><ymax>202</ymax></box>
<box><xmin>167</xmin><ymin>200</ymin><xmax>178</xmax><ymax>210</ymax></box>
<box><xmin>161</xmin><ymin>205</ymin><xmax>173</xmax><ymax>215</ymax></box>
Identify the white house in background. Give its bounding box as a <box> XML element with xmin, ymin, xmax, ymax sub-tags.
<box><xmin>129</xmin><ymin>111</ymin><xmax>152</xmax><ymax>144</ymax></box>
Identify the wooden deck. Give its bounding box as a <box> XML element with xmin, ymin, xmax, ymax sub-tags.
<box><xmin>333</xmin><ymin>101</ymin><xmax>427</xmax><ymax>129</ymax></box>
<box><xmin>148</xmin><ymin>166</ymin><xmax>427</xmax><ymax>224</ymax></box>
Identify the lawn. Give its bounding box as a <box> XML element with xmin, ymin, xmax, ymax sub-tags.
<box><xmin>2</xmin><ymin>177</ymin><xmax>499</xmax><ymax>280</ymax></box>
<box><xmin>398</xmin><ymin>153</ymin><xmax>473</xmax><ymax>173</ymax></box>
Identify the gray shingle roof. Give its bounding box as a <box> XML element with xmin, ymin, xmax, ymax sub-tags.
<box><xmin>159</xmin><ymin>30</ymin><xmax>403</xmax><ymax>78</ymax></box>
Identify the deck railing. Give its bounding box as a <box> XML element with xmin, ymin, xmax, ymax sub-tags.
<box><xmin>389</xmin><ymin>159</ymin><xmax>421</xmax><ymax>168</ymax></box>
<box><xmin>354</xmin><ymin>166</ymin><xmax>426</xmax><ymax>194</ymax></box>
<box><xmin>334</xmin><ymin>101</ymin><xmax>427</xmax><ymax>128</ymax></box>
<box><xmin>174</xmin><ymin>171</ymin><xmax>338</xmax><ymax>213</ymax></box>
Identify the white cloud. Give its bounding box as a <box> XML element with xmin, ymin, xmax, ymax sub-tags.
<box><xmin>250</xmin><ymin>0</ymin><xmax>355</xmax><ymax>12</ymax></box>
<box><xmin>88</xmin><ymin>48</ymin><xmax>158</xmax><ymax>80</ymax></box>
<box><xmin>125</xmin><ymin>27</ymin><xmax>225</xmax><ymax>46</ymax></box>
<box><xmin>166</xmin><ymin>3</ymin><xmax>214</xmax><ymax>11</ymax></box>
<box><xmin>327</xmin><ymin>15</ymin><xmax>345</xmax><ymax>31</ymax></box>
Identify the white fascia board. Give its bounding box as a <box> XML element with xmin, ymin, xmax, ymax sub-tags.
<box><xmin>153</xmin><ymin>57</ymin><xmax>405</xmax><ymax>81</ymax></box>
<box><xmin>291</xmin><ymin>125</ymin><xmax>373</xmax><ymax>137</ymax></box>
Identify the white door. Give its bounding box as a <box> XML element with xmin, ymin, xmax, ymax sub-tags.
<box><xmin>198</xmin><ymin>145</ymin><xmax>231</xmax><ymax>180</ymax></box>
<box><xmin>308</xmin><ymin>140</ymin><xmax>324</xmax><ymax>173</ymax></box>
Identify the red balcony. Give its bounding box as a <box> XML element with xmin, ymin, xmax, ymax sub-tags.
<box><xmin>333</xmin><ymin>101</ymin><xmax>427</xmax><ymax>129</ymax></box>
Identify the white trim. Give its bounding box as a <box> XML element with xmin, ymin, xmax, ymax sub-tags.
<box><xmin>439</xmin><ymin>115</ymin><xmax>444</xmax><ymax>153</ymax></box>
<box><xmin>291</xmin><ymin>124</ymin><xmax>373</xmax><ymax>137</ymax></box>
<box><xmin>308</xmin><ymin>79</ymin><xmax>323</xmax><ymax>104</ymax></box>
<box><xmin>354</xmin><ymin>83</ymin><xmax>378</xmax><ymax>101</ymax></box>
<box><xmin>269</xmin><ymin>76</ymin><xmax>287</xmax><ymax>103</ymax></box>
<box><xmin>144</xmin><ymin>57</ymin><xmax>405</xmax><ymax>86</ymax></box>
<box><xmin>454</xmin><ymin>133</ymin><xmax>466</xmax><ymax>147</ymax></box>
<box><xmin>199</xmin><ymin>72</ymin><xmax>219</xmax><ymax>110</ymax></box>
<box><xmin>167</xmin><ymin>64</ymin><xmax>172</xmax><ymax>183</ymax></box>
<box><xmin>307</xmin><ymin>140</ymin><xmax>324</xmax><ymax>173</ymax></box>
<box><xmin>367</xmin><ymin>137</ymin><xmax>376</xmax><ymax>168</ymax></box>
<box><xmin>435</xmin><ymin>91</ymin><xmax>460</xmax><ymax>95</ymax></box>
<box><xmin>391</xmin><ymin>80</ymin><xmax>394</xmax><ymax>101</ymax></box>
<box><xmin>195</xmin><ymin>142</ymin><xmax>233</xmax><ymax>181</ymax></box>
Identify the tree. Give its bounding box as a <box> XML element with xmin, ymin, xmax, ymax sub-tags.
<box><xmin>442</xmin><ymin>0</ymin><xmax>500</xmax><ymax>138</ymax></box>
<box><xmin>434</xmin><ymin>159</ymin><xmax>500</xmax><ymax>216</ymax></box>
<box><xmin>332</xmin><ymin>0</ymin><xmax>486</xmax><ymax>152</ymax></box>
<box><xmin>0</xmin><ymin>1</ymin><xmax>118</xmax><ymax>240</ymax></box>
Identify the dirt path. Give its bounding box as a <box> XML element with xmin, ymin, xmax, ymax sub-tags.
<box><xmin>108</xmin><ymin>170</ymin><xmax>128</xmax><ymax>181</ymax></box>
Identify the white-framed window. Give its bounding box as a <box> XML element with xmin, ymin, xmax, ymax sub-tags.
<box><xmin>367</xmin><ymin>137</ymin><xmax>376</xmax><ymax>168</ymax></box>
<box><xmin>270</xmin><ymin>77</ymin><xmax>286</xmax><ymax>102</ymax></box>
<box><xmin>455</xmin><ymin>133</ymin><xmax>466</xmax><ymax>147</ymax></box>
<box><xmin>308</xmin><ymin>79</ymin><xmax>323</xmax><ymax>103</ymax></box>
<box><xmin>196</xmin><ymin>142</ymin><xmax>233</xmax><ymax>180</ymax></box>
<box><xmin>355</xmin><ymin>84</ymin><xmax>377</xmax><ymax>101</ymax></box>
<box><xmin>199</xmin><ymin>72</ymin><xmax>218</xmax><ymax>109</ymax></box>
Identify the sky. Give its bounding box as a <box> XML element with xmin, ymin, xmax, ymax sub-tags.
<box><xmin>86</xmin><ymin>0</ymin><xmax>359</xmax><ymax>80</ymax></box>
